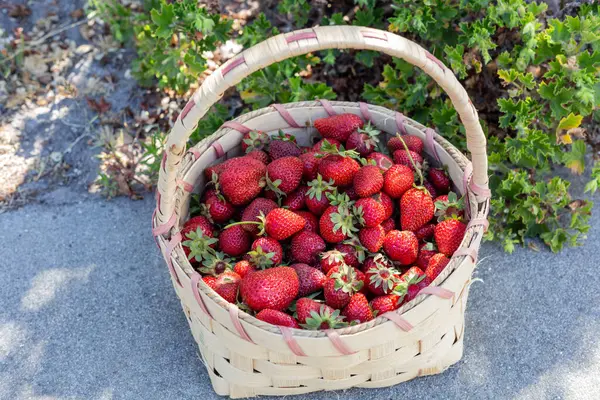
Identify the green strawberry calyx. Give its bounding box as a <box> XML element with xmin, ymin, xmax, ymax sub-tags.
<box><xmin>330</xmin><ymin>264</ymin><xmax>364</xmax><ymax>294</ymax></box>
<box><xmin>316</xmin><ymin>140</ymin><xmax>361</xmax><ymax>160</ymax></box>
<box><xmin>357</xmin><ymin>122</ymin><xmax>381</xmax><ymax>149</ymax></box>
<box><xmin>243</xmin><ymin>130</ymin><xmax>269</xmax><ymax>153</ymax></box>
<box><xmin>247</xmin><ymin>245</ymin><xmax>276</xmax><ymax>269</ymax></box>
<box><xmin>329</xmin><ymin>205</ymin><xmax>359</xmax><ymax>237</ymax></box>
<box><xmin>367</xmin><ymin>263</ymin><xmax>401</xmax><ymax>293</ymax></box>
<box><xmin>342</xmin><ymin>237</ymin><xmax>367</xmax><ymax>263</ymax></box>
<box><xmin>320</xmin><ymin>250</ymin><xmax>346</xmax><ymax>266</ymax></box>
<box><xmin>182</xmin><ymin>228</ymin><xmax>219</xmax><ymax>263</ymax></box>
<box><xmin>306</xmin><ymin>174</ymin><xmax>336</xmax><ymax>201</ymax></box>
<box><xmin>199</xmin><ymin>251</ymin><xmax>232</xmax><ymax>276</ymax></box>
<box><xmin>434</xmin><ymin>191</ymin><xmax>465</xmax><ymax>222</ymax></box>
<box><xmin>265</xmin><ymin>172</ymin><xmax>287</xmax><ymax>198</ymax></box>
<box><xmin>301</xmin><ymin>305</ymin><xmax>347</xmax><ymax>330</ymax></box>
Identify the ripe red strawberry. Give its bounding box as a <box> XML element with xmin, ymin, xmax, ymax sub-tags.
<box><xmin>324</xmin><ymin>264</ymin><xmax>364</xmax><ymax>309</ymax></box>
<box><xmin>354</xmin><ymin>268</ymin><xmax>370</xmax><ymax>295</ymax></box>
<box><xmin>305</xmin><ymin>175</ymin><xmax>334</xmax><ymax>216</ymax></box>
<box><xmin>345</xmin><ymin>123</ymin><xmax>380</xmax><ymax>157</ymax></box>
<box><xmin>241</xmin><ymin>198</ymin><xmax>278</xmax><ymax>236</ymax></box>
<box><xmin>415</xmin><ymin>223</ymin><xmax>435</xmax><ymax>242</ymax></box>
<box><xmin>214</xmin><ymin>271</ymin><xmax>241</xmax><ymax>303</ymax></box>
<box><xmin>219</xmin><ymin>225</ymin><xmax>250</xmax><ymax>257</ymax></box>
<box><xmin>312</xmin><ymin>138</ymin><xmax>342</xmax><ymax>152</ymax></box>
<box><xmin>353</xmin><ymin>165</ymin><xmax>383</xmax><ymax>198</ymax></box>
<box><xmin>383</xmin><ymin>230</ymin><xmax>418</xmax><ymax>265</ymax></box>
<box><xmin>296</xmin><ymin>210</ymin><xmax>319</xmax><ymax>234</ymax></box>
<box><xmin>359</xmin><ymin>225</ymin><xmax>386</xmax><ymax>253</ymax></box>
<box><xmin>318</xmin><ymin>154</ymin><xmax>360</xmax><ymax>187</ymax></box>
<box><xmin>204</xmin><ymin>163</ymin><xmax>224</xmax><ymax>181</ymax></box>
<box><xmin>282</xmin><ymin>185</ymin><xmax>308</xmax><ymax>211</ymax></box>
<box><xmin>314</xmin><ymin>113</ymin><xmax>364</xmax><ymax>142</ymax></box>
<box><xmin>268</xmin><ymin>133</ymin><xmax>301</xmax><ymax>159</ymax></box>
<box><xmin>202</xmin><ymin>275</ymin><xmax>218</xmax><ymax>290</ymax></box>
<box><xmin>248</xmin><ymin>237</ymin><xmax>283</xmax><ymax>268</ymax></box>
<box><xmin>400</xmin><ymin>188</ymin><xmax>435</xmax><ymax>231</ymax></box>
<box><xmin>296</xmin><ymin>298</ymin><xmax>346</xmax><ymax>329</ymax></box>
<box><xmin>342</xmin><ymin>293</ymin><xmax>374</xmax><ymax>323</ymax></box>
<box><xmin>290</xmin><ymin>231</ymin><xmax>326</xmax><ymax>265</ymax></box>
<box><xmin>423</xmin><ymin>180</ymin><xmax>438</xmax><ymax>198</ymax></box>
<box><xmin>426</xmin><ymin>253</ymin><xmax>450</xmax><ymax>282</ymax></box>
<box><xmin>335</xmin><ymin>242</ymin><xmax>364</xmax><ymax>269</ymax></box>
<box><xmin>203</xmin><ymin>190</ymin><xmax>235</xmax><ymax>223</ymax></box>
<box><xmin>290</xmin><ymin>263</ymin><xmax>326</xmax><ymax>297</ymax></box>
<box><xmin>387</xmin><ymin>136</ymin><xmax>424</xmax><ymax>155</ymax></box>
<box><xmin>354</xmin><ymin>198</ymin><xmax>386</xmax><ymax>228</ymax></box>
<box><xmin>320</xmin><ymin>205</ymin><xmax>357</xmax><ymax>243</ymax></box>
<box><xmin>246</xmin><ymin>149</ymin><xmax>270</xmax><ymax>165</ymax></box>
<box><xmin>367</xmin><ymin>152</ymin><xmax>394</xmax><ymax>172</ymax></box>
<box><xmin>199</xmin><ymin>251</ymin><xmax>231</xmax><ymax>276</ymax></box>
<box><xmin>428</xmin><ymin>168</ymin><xmax>450</xmax><ymax>194</ymax></box>
<box><xmin>434</xmin><ymin>192</ymin><xmax>465</xmax><ymax>221</ymax></box>
<box><xmin>434</xmin><ymin>218</ymin><xmax>467</xmax><ymax>256</ymax></box>
<box><xmin>320</xmin><ymin>250</ymin><xmax>346</xmax><ymax>274</ymax></box>
<box><xmin>219</xmin><ymin>157</ymin><xmax>266</xmax><ymax>206</ymax></box>
<box><xmin>233</xmin><ymin>260</ymin><xmax>255</xmax><ymax>278</ymax></box>
<box><xmin>181</xmin><ymin>216</ymin><xmax>217</xmax><ymax>262</ymax></box>
<box><xmin>263</xmin><ymin>208</ymin><xmax>305</xmax><ymax>240</ymax></box>
<box><xmin>393</xmin><ymin>149</ymin><xmax>424</xmax><ymax>171</ymax></box>
<box><xmin>256</xmin><ymin>309</ymin><xmax>300</xmax><ymax>328</ymax></box>
<box><xmin>266</xmin><ymin>156</ymin><xmax>303</xmax><ymax>195</ymax></box>
<box><xmin>182</xmin><ymin>216</ymin><xmax>214</xmax><ymax>243</ymax></box>
<box><xmin>370</xmin><ymin>294</ymin><xmax>402</xmax><ymax>314</ymax></box>
<box><xmin>381</xmin><ymin>218</ymin><xmax>396</xmax><ymax>233</ymax></box>
<box><xmin>240</xmin><ymin>266</ymin><xmax>299</xmax><ymax>311</ymax></box>
<box><xmin>383</xmin><ymin>164</ymin><xmax>414</xmax><ymax>199</ymax></box>
<box><xmin>371</xmin><ymin>191</ymin><xmax>394</xmax><ymax>220</ymax></box>
<box><xmin>299</xmin><ymin>151</ymin><xmax>321</xmax><ymax>181</ymax></box>
<box><xmin>343</xmin><ymin>186</ymin><xmax>359</xmax><ymax>200</ymax></box>
<box><xmin>365</xmin><ymin>259</ymin><xmax>400</xmax><ymax>296</ymax></box>
<box><xmin>416</xmin><ymin>242</ymin><xmax>438</xmax><ymax>269</ymax></box>
<box><xmin>242</xmin><ymin>130</ymin><xmax>269</xmax><ymax>153</ymax></box>
<box><xmin>398</xmin><ymin>266</ymin><xmax>429</xmax><ymax>303</ymax></box>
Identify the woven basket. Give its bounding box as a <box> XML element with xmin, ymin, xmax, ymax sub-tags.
<box><xmin>152</xmin><ymin>26</ymin><xmax>491</xmax><ymax>398</ymax></box>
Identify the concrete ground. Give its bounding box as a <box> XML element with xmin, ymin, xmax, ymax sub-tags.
<box><xmin>1</xmin><ymin>190</ymin><xmax>599</xmax><ymax>400</ymax></box>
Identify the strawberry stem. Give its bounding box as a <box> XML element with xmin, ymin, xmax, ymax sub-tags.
<box><xmin>396</xmin><ymin>133</ymin><xmax>424</xmax><ymax>186</ymax></box>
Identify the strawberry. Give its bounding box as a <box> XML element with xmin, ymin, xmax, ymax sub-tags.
<box><xmin>416</xmin><ymin>242</ymin><xmax>438</xmax><ymax>270</ymax></box>
<box><xmin>202</xmin><ymin>275</ymin><xmax>218</xmax><ymax>291</ymax></box>
<box><xmin>320</xmin><ymin>250</ymin><xmax>347</xmax><ymax>274</ymax></box>
<box><xmin>199</xmin><ymin>251</ymin><xmax>231</xmax><ymax>276</ymax></box>
<box><xmin>202</xmin><ymin>190</ymin><xmax>235</xmax><ymax>223</ymax></box>
<box><xmin>266</xmin><ymin>156</ymin><xmax>303</xmax><ymax>195</ymax></box>
<box><xmin>354</xmin><ymin>198</ymin><xmax>386</xmax><ymax>228</ymax></box>
<box><xmin>393</xmin><ymin>149</ymin><xmax>424</xmax><ymax>171</ymax></box>
<box><xmin>359</xmin><ymin>224</ymin><xmax>386</xmax><ymax>253</ymax></box>
<box><xmin>318</xmin><ymin>154</ymin><xmax>360</xmax><ymax>187</ymax></box>
<box><xmin>312</xmin><ymin>138</ymin><xmax>342</xmax><ymax>152</ymax></box>
<box><xmin>233</xmin><ymin>260</ymin><xmax>255</xmax><ymax>278</ymax></box>
<box><xmin>204</xmin><ymin>164</ymin><xmax>224</xmax><ymax>181</ymax></box>
<box><xmin>214</xmin><ymin>271</ymin><xmax>241</xmax><ymax>303</ymax></box>
<box><xmin>240</xmin><ymin>266</ymin><xmax>299</xmax><ymax>311</ymax></box>
<box><xmin>323</xmin><ymin>264</ymin><xmax>364</xmax><ymax>309</ymax></box>
<box><xmin>426</xmin><ymin>253</ymin><xmax>450</xmax><ymax>282</ymax></box>
<box><xmin>299</xmin><ymin>151</ymin><xmax>321</xmax><ymax>181</ymax></box>
<box><xmin>381</xmin><ymin>218</ymin><xmax>396</xmax><ymax>233</ymax></box>
<box><xmin>423</xmin><ymin>180</ymin><xmax>438</xmax><ymax>198</ymax></box>
<box><xmin>290</xmin><ymin>231</ymin><xmax>326</xmax><ymax>265</ymax></box>
<box><xmin>434</xmin><ymin>218</ymin><xmax>467</xmax><ymax>256</ymax></box>
<box><xmin>400</xmin><ymin>188</ymin><xmax>435</xmax><ymax>231</ymax></box>
<box><xmin>353</xmin><ymin>165</ymin><xmax>383</xmax><ymax>198</ymax></box>
<box><xmin>219</xmin><ymin>225</ymin><xmax>251</xmax><ymax>257</ymax></box>
<box><xmin>242</xmin><ymin>130</ymin><xmax>269</xmax><ymax>153</ymax></box>
<box><xmin>248</xmin><ymin>237</ymin><xmax>283</xmax><ymax>268</ymax></box>
<box><xmin>365</xmin><ymin>258</ymin><xmax>401</xmax><ymax>296</ymax></box>
<box><xmin>383</xmin><ymin>164</ymin><xmax>414</xmax><ymax>199</ymax></box>
<box><xmin>219</xmin><ymin>157</ymin><xmax>266</xmax><ymax>206</ymax></box>
<box><xmin>263</xmin><ymin>208</ymin><xmax>305</xmax><ymax>240</ymax></box>
<box><xmin>290</xmin><ymin>263</ymin><xmax>326</xmax><ymax>297</ymax></box>
<box><xmin>305</xmin><ymin>175</ymin><xmax>335</xmax><ymax>216</ymax></box>
<box><xmin>296</xmin><ymin>210</ymin><xmax>319</xmax><ymax>233</ymax></box>
<box><xmin>343</xmin><ymin>186</ymin><xmax>359</xmax><ymax>201</ymax></box>
<box><xmin>335</xmin><ymin>241</ymin><xmax>365</xmax><ymax>269</ymax></box>
<box><xmin>181</xmin><ymin>216</ymin><xmax>218</xmax><ymax>262</ymax></box>
<box><xmin>367</xmin><ymin>152</ymin><xmax>394</xmax><ymax>172</ymax></box>
<box><xmin>296</xmin><ymin>298</ymin><xmax>346</xmax><ymax>329</ymax></box>
<box><xmin>319</xmin><ymin>205</ymin><xmax>357</xmax><ymax>243</ymax></box>
<box><xmin>383</xmin><ymin>230</ymin><xmax>418</xmax><ymax>265</ymax></box>
<box><xmin>256</xmin><ymin>309</ymin><xmax>300</xmax><ymax>328</ymax></box>
<box><xmin>387</xmin><ymin>136</ymin><xmax>424</xmax><ymax>155</ymax></box>
<box><xmin>282</xmin><ymin>185</ymin><xmax>308</xmax><ymax>211</ymax></box>
<box><xmin>428</xmin><ymin>168</ymin><xmax>450</xmax><ymax>194</ymax></box>
<box><xmin>434</xmin><ymin>192</ymin><xmax>465</xmax><ymax>221</ymax></box>
<box><xmin>415</xmin><ymin>223</ymin><xmax>435</xmax><ymax>242</ymax></box>
<box><xmin>246</xmin><ymin>149</ymin><xmax>270</xmax><ymax>165</ymax></box>
<box><xmin>342</xmin><ymin>293</ymin><xmax>374</xmax><ymax>324</ymax></box>
<box><xmin>345</xmin><ymin>123</ymin><xmax>380</xmax><ymax>157</ymax></box>
<box><xmin>241</xmin><ymin>198</ymin><xmax>278</xmax><ymax>236</ymax></box>
<box><xmin>268</xmin><ymin>131</ymin><xmax>301</xmax><ymax>159</ymax></box>
<box><xmin>398</xmin><ymin>267</ymin><xmax>429</xmax><ymax>303</ymax></box>
<box><xmin>370</xmin><ymin>294</ymin><xmax>402</xmax><ymax>314</ymax></box>
<box><xmin>371</xmin><ymin>191</ymin><xmax>394</xmax><ymax>220</ymax></box>
<box><xmin>355</xmin><ymin>268</ymin><xmax>370</xmax><ymax>295</ymax></box>
<box><xmin>314</xmin><ymin>113</ymin><xmax>364</xmax><ymax>142</ymax></box>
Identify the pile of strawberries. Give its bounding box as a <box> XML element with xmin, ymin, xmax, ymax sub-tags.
<box><xmin>181</xmin><ymin>113</ymin><xmax>467</xmax><ymax>329</ymax></box>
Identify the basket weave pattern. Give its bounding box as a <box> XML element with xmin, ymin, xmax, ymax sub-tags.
<box><xmin>152</xmin><ymin>27</ymin><xmax>491</xmax><ymax>398</ymax></box>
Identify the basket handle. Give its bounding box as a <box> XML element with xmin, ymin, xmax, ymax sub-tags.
<box><xmin>155</xmin><ymin>26</ymin><xmax>488</xmax><ymax>225</ymax></box>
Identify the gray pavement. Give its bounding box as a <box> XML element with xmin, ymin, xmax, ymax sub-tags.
<box><xmin>1</xmin><ymin>193</ymin><xmax>599</xmax><ymax>400</ymax></box>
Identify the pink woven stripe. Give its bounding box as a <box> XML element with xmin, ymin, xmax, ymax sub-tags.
<box><xmin>361</xmin><ymin>30</ymin><xmax>388</xmax><ymax>41</ymax></box>
<box><xmin>176</xmin><ymin>178</ymin><xmax>194</xmax><ymax>193</ymax></box>
<box><xmin>188</xmin><ymin>148</ymin><xmax>201</xmax><ymax>159</ymax></box>
<box><xmin>165</xmin><ymin>232</ymin><xmax>183</xmax><ymax>287</ymax></box>
<box><xmin>325</xmin><ymin>330</ymin><xmax>354</xmax><ymax>355</ymax></box>
<box><xmin>152</xmin><ymin>212</ymin><xmax>176</xmax><ymax>236</ymax></box>
<box><xmin>221</xmin><ymin>55</ymin><xmax>246</xmax><ymax>77</ymax></box>
<box><xmin>395</xmin><ymin>112</ymin><xmax>407</xmax><ymax>135</ymax></box>
<box><xmin>425</xmin><ymin>128</ymin><xmax>441</xmax><ymax>164</ymax></box>
<box><xmin>286</xmin><ymin>31</ymin><xmax>317</xmax><ymax>43</ymax></box>
<box><xmin>319</xmin><ymin>99</ymin><xmax>337</xmax><ymax>116</ymax></box>
<box><xmin>229</xmin><ymin>306</ymin><xmax>254</xmax><ymax>343</ymax></box>
<box><xmin>453</xmin><ymin>246</ymin><xmax>478</xmax><ymax>263</ymax></box>
<box><xmin>420</xmin><ymin>286</ymin><xmax>454</xmax><ymax>299</ymax></box>
<box><xmin>382</xmin><ymin>312</ymin><xmax>413</xmax><ymax>332</ymax></box>
<box><xmin>211</xmin><ymin>141</ymin><xmax>225</xmax><ymax>158</ymax></box>
<box><xmin>463</xmin><ymin>162</ymin><xmax>473</xmax><ymax>217</ymax></box>
<box><xmin>180</xmin><ymin>99</ymin><xmax>195</xmax><ymax>120</ymax></box>
<box><xmin>358</xmin><ymin>102</ymin><xmax>372</xmax><ymax>122</ymax></box>
<box><xmin>467</xmin><ymin>216</ymin><xmax>489</xmax><ymax>232</ymax></box>
<box><xmin>470</xmin><ymin>180</ymin><xmax>492</xmax><ymax>198</ymax></box>
<box><xmin>222</xmin><ymin>120</ymin><xmax>252</xmax><ymax>134</ymax></box>
<box><xmin>425</xmin><ymin>51</ymin><xmax>445</xmax><ymax>71</ymax></box>
<box><xmin>279</xmin><ymin>327</ymin><xmax>307</xmax><ymax>356</ymax></box>
<box><xmin>272</xmin><ymin>103</ymin><xmax>302</xmax><ymax>128</ymax></box>
<box><xmin>191</xmin><ymin>272</ymin><xmax>213</xmax><ymax>317</ymax></box>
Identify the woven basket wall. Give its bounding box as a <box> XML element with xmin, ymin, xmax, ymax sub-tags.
<box><xmin>152</xmin><ymin>26</ymin><xmax>491</xmax><ymax>398</ymax></box>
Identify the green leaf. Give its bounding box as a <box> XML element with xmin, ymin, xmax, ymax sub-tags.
<box><xmin>562</xmin><ymin>140</ymin><xmax>586</xmax><ymax>175</ymax></box>
<box><xmin>150</xmin><ymin>3</ymin><xmax>175</xmax><ymax>39</ymax></box>
<box><xmin>558</xmin><ymin>113</ymin><xmax>583</xmax><ymax>130</ymax></box>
